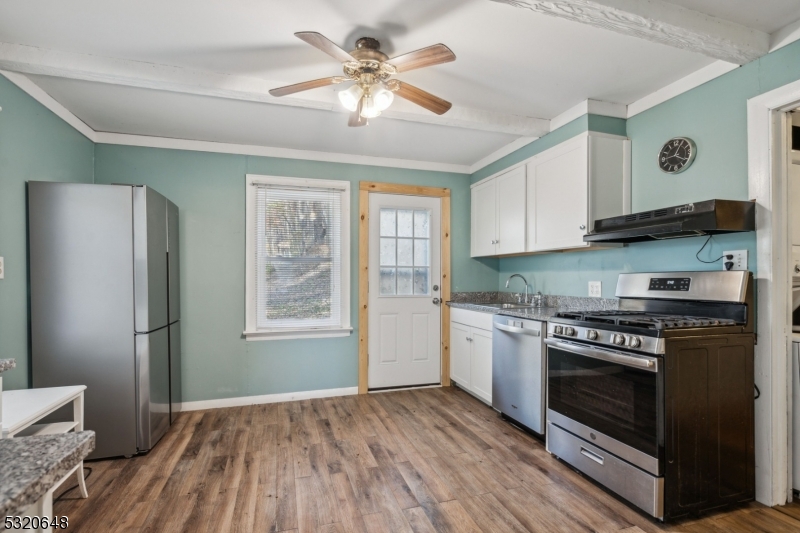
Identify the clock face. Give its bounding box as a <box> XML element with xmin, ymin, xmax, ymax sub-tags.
<box><xmin>659</xmin><ymin>137</ymin><xmax>696</xmax><ymax>174</ymax></box>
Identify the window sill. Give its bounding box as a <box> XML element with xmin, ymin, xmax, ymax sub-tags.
<box><xmin>243</xmin><ymin>327</ymin><xmax>353</xmax><ymax>341</ymax></box>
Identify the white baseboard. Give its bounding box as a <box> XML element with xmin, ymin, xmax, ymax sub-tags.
<box><xmin>178</xmin><ymin>386</ymin><xmax>358</xmax><ymax>412</ymax></box>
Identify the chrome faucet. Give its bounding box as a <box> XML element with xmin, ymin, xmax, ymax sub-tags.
<box><xmin>505</xmin><ymin>274</ymin><xmax>530</xmax><ymax>304</ymax></box>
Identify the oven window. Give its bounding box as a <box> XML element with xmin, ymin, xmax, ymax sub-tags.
<box><xmin>548</xmin><ymin>347</ymin><xmax>659</xmax><ymax>457</ymax></box>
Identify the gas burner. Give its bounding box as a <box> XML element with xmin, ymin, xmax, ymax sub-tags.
<box><xmin>553</xmin><ymin>311</ymin><xmax>737</xmax><ymax>330</ymax></box>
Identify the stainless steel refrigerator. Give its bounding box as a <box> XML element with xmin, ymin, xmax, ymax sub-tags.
<box><xmin>28</xmin><ymin>182</ymin><xmax>181</xmax><ymax>459</ymax></box>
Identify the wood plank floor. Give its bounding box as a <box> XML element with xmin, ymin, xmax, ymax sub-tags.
<box><xmin>53</xmin><ymin>387</ymin><xmax>800</xmax><ymax>532</ymax></box>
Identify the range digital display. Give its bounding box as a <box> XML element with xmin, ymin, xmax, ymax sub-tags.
<box><xmin>648</xmin><ymin>277</ymin><xmax>691</xmax><ymax>291</ymax></box>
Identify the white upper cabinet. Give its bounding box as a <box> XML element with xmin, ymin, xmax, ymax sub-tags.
<box><xmin>527</xmin><ymin>136</ymin><xmax>589</xmax><ymax>251</ymax></box>
<box><xmin>496</xmin><ymin>166</ymin><xmax>527</xmax><ymax>255</ymax></box>
<box><xmin>470</xmin><ymin>166</ymin><xmax>526</xmax><ymax>257</ymax></box>
<box><xmin>471</xmin><ymin>131</ymin><xmax>629</xmax><ymax>257</ymax></box>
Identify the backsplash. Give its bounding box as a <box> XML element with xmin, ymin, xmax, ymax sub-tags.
<box><xmin>449</xmin><ymin>291</ymin><xmax>618</xmax><ymax>310</ymax></box>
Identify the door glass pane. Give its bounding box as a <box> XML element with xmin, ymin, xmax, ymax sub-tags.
<box><xmin>380</xmin><ymin>268</ymin><xmax>396</xmax><ymax>295</ymax></box>
<box><xmin>414</xmin><ymin>240</ymin><xmax>429</xmax><ymax>267</ymax></box>
<box><xmin>397</xmin><ymin>238</ymin><xmax>413</xmax><ymax>266</ymax></box>
<box><xmin>397</xmin><ymin>210</ymin><xmax>413</xmax><ymax>237</ymax></box>
<box><xmin>414</xmin><ymin>268</ymin><xmax>429</xmax><ymax>295</ymax></box>
<box><xmin>397</xmin><ymin>268</ymin><xmax>413</xmax><ymax>295</ymax></box>
<box><xmin>414</xmin><ymin>210</ymin><xmax>429</xmax><ymax>238</ymax></box>
<box><xmin>380</xmin><ymin>238</ymin><xmax>396</xmax><ymax>266</ymax></box>
<box><xmin>380</xmin><ymin>209</ymin><xmax>396</xmax><ymax>237</ymax></box>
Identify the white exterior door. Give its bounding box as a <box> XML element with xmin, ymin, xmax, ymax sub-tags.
<box><xmin>368</xmin><ymin>193</ymin><xmax>442</xmax><ymax>389</ymax></box>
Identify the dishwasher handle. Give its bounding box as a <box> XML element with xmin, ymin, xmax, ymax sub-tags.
<box><xmin>494</xmin><ymin>323</ymin><xmax>541</xmax><ymax>336</ymax></box>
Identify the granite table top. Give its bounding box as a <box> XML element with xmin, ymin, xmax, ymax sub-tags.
<box><xmin>0</xmin><ymin>431</ymin><xmax>95</xmax><ymax>516</ymax></box>
<box><xmin>447</xmin><ymin>292</ymin><xmax>618</xmax><ymax>322</ymax></box>
<box><xmin>0</xmin><ymin>359</ymin><xmax>15</xmax><ymax>374</ymax></box>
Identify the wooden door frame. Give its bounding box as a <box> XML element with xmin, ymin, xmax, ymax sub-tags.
<box><xmin>358</xmin><ymin>182</ymin><xmax>451</xmax><ymax>394</ymax></box>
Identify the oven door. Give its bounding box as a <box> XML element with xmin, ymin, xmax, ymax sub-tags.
<box><xmin>545</xmin><ymin>338</ymin><xmax>663</xmax><ymax>475</ymax></box>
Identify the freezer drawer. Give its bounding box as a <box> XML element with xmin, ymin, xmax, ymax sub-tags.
<box><xmin>136</xmin><ymin>328</ymin><xmax>171</xmax><ymax>451</ymax></box>
<box><xmin>492</xmin><ymin>315</ymin><xmax>545</xmax><ymax>434</ymax></box>
<box><xmin>547</xmin><ymin>421</ymin><xmax>664</xmax><ymax>519</ymax></box>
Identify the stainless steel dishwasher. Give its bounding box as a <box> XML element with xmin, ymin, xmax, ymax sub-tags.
<box><xmin>492</xmin><ymin>314</ymin><xmax>546</xmax><ymax>435</ymax></box>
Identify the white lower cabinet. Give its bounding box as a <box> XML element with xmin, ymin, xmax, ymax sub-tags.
<box><xmin>449</xmin><ymin>309</ymin><xmax>493</xmax><ymax>404</ymax></box>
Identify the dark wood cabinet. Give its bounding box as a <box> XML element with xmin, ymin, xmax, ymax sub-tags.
<box><xmin>663</xmin><ymin>334</ymin><xmax>755</xmax><ymax>519</ymax></box>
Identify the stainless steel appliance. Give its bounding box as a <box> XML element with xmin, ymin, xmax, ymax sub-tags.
<box><xmin>492</xmin><ymin>315</ymin><xmax>545</xmax><ymax>435</ymax></box>
<box><xmin>545</xmin><ymin>271</ymin><xmax>754</xmax><ymax>521</ymax></box>
<box><xmin>793</xmin><ymin>338</ymin><xmax>800</xmax><ymax>493</ymax></box>
<box><xmin>583</xmin><ymin>199</ymin><xmax>755</xmax><ymax>244</ymax></box>
<box><xmin>28</xmin><ymin>182</ymin><xmax>181</xmax><ymax>459</ymax></box>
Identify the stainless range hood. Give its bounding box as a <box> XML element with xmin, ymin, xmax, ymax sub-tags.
<box><xmin>583</xmin><ymin>199</ymin><xmax>755</xmax><ymax>244</ymax></box>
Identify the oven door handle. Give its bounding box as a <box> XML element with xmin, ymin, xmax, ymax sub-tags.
<box><xmin>544</xmin><ymin>339</ymin><xmax>659</xmax><ymax>372</ymax></box>
<box><xmin>494</xmin><ymin>323</ymin><xmax>541</xmax><ymax>336</ymax></box>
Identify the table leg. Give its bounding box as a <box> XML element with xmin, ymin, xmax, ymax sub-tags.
<box><xmin>22</xmin><ymin>490</ymin><xmax>53</xmax><ymax>532</ymax></box>
<box><xmin>73</xmin><ymin>392</ymin><xmax>88</xmax><ymax>499</ymax></box>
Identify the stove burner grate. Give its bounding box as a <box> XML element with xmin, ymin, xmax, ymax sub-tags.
<box><xmin>554</xmin><ymin>310</ymin><xmax>737</xmax><ymax>330</ymax></box>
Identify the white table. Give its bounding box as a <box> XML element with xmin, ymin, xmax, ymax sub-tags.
<box><xmin>2</xmin><ymin>386</ymin><xmax>89</xmax><ymax>501</ymax></box>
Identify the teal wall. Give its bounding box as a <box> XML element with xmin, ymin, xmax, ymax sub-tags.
<box><xmin>0</xmin><ymin>75</ymin><xmax>95</xmax><ymax>390</ymax></box>
<box><xmin>93</xmin><ymin>145</ymin><xmax>493</xmax><ymax>402</ymax></box>
<box><xmin>487</xmin><ymin>40</ymin><xmax>800</xmax><ymax>298</ymax></box>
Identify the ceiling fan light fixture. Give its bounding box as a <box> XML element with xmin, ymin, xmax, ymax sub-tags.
<box><xmin>371</xmin><ymin>85</ymin><xmax>394</xmax><ymax>111</ymax></box>
<box><xmin>338</xmin><ymin>84</ymin><xmax>364</xmax><ymax>112</ymax></box>
<box><xmin>360</xmin><ymin>94</ymin><xmax>381</xmax><ymax>118</ymax></box>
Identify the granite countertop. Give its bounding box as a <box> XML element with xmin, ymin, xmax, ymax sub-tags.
<box><xmin>0</xmin><ymin>359</ymin><xmax>15</xmax><ymax>374</ymax></box>
<box><xmin>448</xmin><ymin>301</ymin><xmax>564</xmax><ymax>321</ymax></box>
<box><xmin>447</xmin><ymin>291</ymin><xmax>619</xmax><ymax>322</ymax></box>
<box><xmin>0</xmin><ymin>431</ymin><xmax>95</xmax><ymax>516</ymax></box>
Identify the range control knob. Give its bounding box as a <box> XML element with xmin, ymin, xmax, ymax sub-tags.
<box><xmin>553</xmin><ymin>325</ymin><xmax>563</xmax><ymax>335</ymax></box>
<box><xmin>564</xmin><ymin>327</ymin><xmax>575</xmax><ymax>337</ymax></box>
<box><xmin>586</xmin><ymin>330</ymin><xmax>598</xmax><ymax>341</ymax></box>
<box><xmin>627</xmin><ymin>336</ymin><xmax>642</xmax><ymax>349</ymax></box>
<box><xmin>612</xmin><ymin>334</ymin><xmax>626</xmax><ymax>346</ymax></box>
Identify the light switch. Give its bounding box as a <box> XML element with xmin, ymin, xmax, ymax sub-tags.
<box><xmin>588</xmin><ymin>281</ymin><xmax>601</xmax><ymax>297</ymax></box>
<box><xmin>0</xmin><ymin>257</ymin><xmax>4</xmax><ymax>279</ymax></box>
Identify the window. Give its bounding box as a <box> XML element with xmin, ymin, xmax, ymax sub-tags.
<box><xmin>378</xmin><ymin>208</ymin><xmax>431</xmax><ymax>296</ymax></box>
<box><xmin>245</xmin><ymin>175</ymin><xmax>351</xmax><ymax>340</ymax></box>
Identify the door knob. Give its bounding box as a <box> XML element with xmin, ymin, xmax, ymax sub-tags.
<box><xmin>579</xmin><ymin>225</ymin><xmax>586</xmax><ymax>230</ymax></box>
<box><xmin>433</xmin><ymin>285</ymin><xmax>439</xmax><ymax>291</ymax></box>
<box><xmin>432</xmin><ymin>298</ymin><xmax>440</xmax><ymax>305</ymax></box>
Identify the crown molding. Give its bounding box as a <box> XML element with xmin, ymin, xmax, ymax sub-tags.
<box><xmin>467</xmin><ymin>136</ymin><xmax>539</xmax><ymax>173</ymax></box>
<box><xmin>94</xmin><ymin>132</ymin><xmax>471</xmax><ymax>174</ymax></box>
<box><xmin>550</xmin><ymin>99</ymin><xmax>627</xmax><ymax>131</ymax></box>
<box><xmin>627</xmin><ymin>61</ymin><xmax>738</xmax><ymax>118</ymax></box>
<box><xmin>1</xmin><ymin>69</ymin><xmax>96</xmax><ymax>141</ymax></box>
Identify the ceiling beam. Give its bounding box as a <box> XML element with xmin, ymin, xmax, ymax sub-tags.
<box><xmin>491</xmin><ymin>0</ymin><xmax>769</xmax><ymax>65</ymax></box>
<box><xmin>0</xmin><ymin>42</ymin><xmax>549</xmax><ymax>137</ymax></box>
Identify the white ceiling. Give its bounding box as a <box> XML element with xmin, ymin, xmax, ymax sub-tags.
<box><xmin>663</xmin><ymin>0</ymin><xmax>800</xmax><ymax>33</ymax></box>
<box><xmin>0</xmin><ymin>0</ymin><xmax>798</xmax><ymax>167</ymax></box>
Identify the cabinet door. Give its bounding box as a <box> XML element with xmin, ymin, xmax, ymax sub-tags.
<box><xmin>496</xmin><ymin>166</ymin><xmax>526</xmax><ymax>255</ymax></box>
<box><xmin>470</xmin><ymin>327</ymin><xmax>493</xmax><ymax>403</ymax></box>
<box><xmin>471</xmin><ymin>179</ymin><xmax>497</xmax><ymax>257</ymax></box>
<box><xmin>450</xmin><ymin>322</ymin><xmax>472</xmax><ymax>388</ymax></box>
<box><xmin>527</xmin><ymin>137</ymin><xmax>589</xmax><ymax>252</ymax></box>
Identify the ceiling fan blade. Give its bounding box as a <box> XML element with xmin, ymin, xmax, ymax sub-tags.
<box><xmin>269</xmin><ymin>77</ymin><xmax>343</xmax><ymax>97</ymax></box>
<box><xmin>295</xmin><ymin>31</ymin><xmax>357</xmax><ymax>63</ymax></box>
<box><xmin>393</xmin><ymin>82</ymin><xmax>452</xmax><ymax>115</ymax></box>
<box><xmin>348</xmin><ymin>99</ymin><xmax>368</xmax><ymax>127</ymax></box>
<box><xmin>388</xmin><ymin>44</ymin><xmax>455</xmax><ymax>73</ymax></box>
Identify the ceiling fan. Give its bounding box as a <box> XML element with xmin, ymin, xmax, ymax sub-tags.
<box><xmin>269</xmin><ymin>32</ymin><xmax>456</xmax><ymax>127</ymax></box>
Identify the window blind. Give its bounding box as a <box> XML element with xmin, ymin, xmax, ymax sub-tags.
<box><xmin>254</xmin><ymin>184</ymin><xmax>343</xmax><ymax>329</ymax></box>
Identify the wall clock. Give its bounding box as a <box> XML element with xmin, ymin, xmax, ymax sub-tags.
<box><xmin>658</xmin><ymin>137</ymin><xmax>696</xmax><ymax>174</ymax></box>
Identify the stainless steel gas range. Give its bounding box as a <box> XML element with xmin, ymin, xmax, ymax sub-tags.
<box><xmin>545</xmin><ymin>271</ymin><xmax>755</xmax><ymax>521</ymax></box>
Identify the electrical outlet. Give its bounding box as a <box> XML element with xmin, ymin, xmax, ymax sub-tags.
<box><xmin>588</xmin><ymin>281</ymin><xmax>602</xmax><ymax>297</ymax></box>
<box><xmin>722</xmin><ymin>250</ymin><xmax>748</xmax><ymax>271</ymax></box>
<box><xmin>0</xmin><ymin>257</ymin><xmax>4</xmax><ymax>279</ymax></box>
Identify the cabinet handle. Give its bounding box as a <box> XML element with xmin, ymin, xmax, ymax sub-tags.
<box><xmin>579</xmin><ymin>225</ymin><xmax>586</xmax><ymax>230</ymax></box>
<box><xmin>466</xmin><ymin>337</ymin><xmax>472</xmax><ymax>342</ymax></box>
